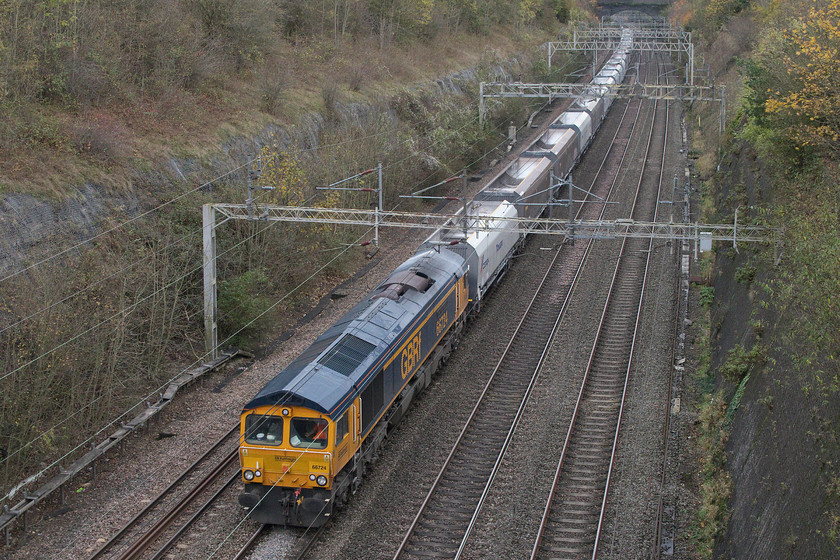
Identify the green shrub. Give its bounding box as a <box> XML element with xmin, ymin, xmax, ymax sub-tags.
<box><xmin>700</xmin><ymin>286</ymin><xmax>715</xmax><ymax>308</ymax></box>
<box><xmin>691</xmin><ymin>391</ymin><xmax>732</xmax><ymax>558</ymax></box>
<box><xmin>719</xmin><ymin>344</ymin><xmax>766</xmax><ymax>383</ymax></box>
<box><xmin>735</xmin><ymin>264</ymin><xmax>756</xmax><ymax>284</ymax></box>
<box><xmin>218</xmin><ymin>269</ymin><xmax>272</xmax><ymax>346</ymax></box>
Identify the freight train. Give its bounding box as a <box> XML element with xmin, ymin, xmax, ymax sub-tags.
<box><xmin>237</xmin><ymin>28</ymin><xmax>633</xmax><ymax>528</ymax></box>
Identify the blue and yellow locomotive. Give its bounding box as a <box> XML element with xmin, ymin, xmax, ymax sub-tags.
<box><xmin>238</xmin><ymin>27</ymin><xmax>632</xmax><ymax>527</ymax></box>
<box><xmin>238</xmin><ymin>249</ymin><xmax>469</xmax><ymax>527</ymax></box>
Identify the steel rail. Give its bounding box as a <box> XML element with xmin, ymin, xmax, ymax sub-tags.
<box><xmin>115</xmin><ymin>450</ymin><xmax>238</xmax><ymax>560</ymax></box>
<box><xmin>391</xmin><ymin>230</ymin><xmax>569</xmax><ymax>559</ymax></box>
<box><xmin>232</xmin><ymin>524</ymin><xmax>267</xmax><ymax>560</ymax></box>
<box><xmin>451</xmin><ymin>73</ymin><xmax>653</xmax><ymax>560</ymax></box>
<box><xmin>652</xmin><ymin>213</ymin><xmax>683</xmax><ymax>560</ymax></box>
<box><xmin>453</xmin><ymin>60</ymin><xmax>652</xmax><ymax>559</ymax></box>
<box><xmin>651</xmin><ymin>57</ymin><xmax>684</xmax><ymax>560</ymax></box>
<box><xmin>86</xmin><ymin>427</ymin><xmax>239</xmax><ymax>560</ymax></box>
<box><xmin>291</xmin><ymin>523</ymin><xmax>329</xmax><ymax>560</ymax></box>
<box><xmin>393</xmin><ymin>61</ymin><xmax>649</xmax><ymax>560</ymax></box>
<box><xmin>450</xmin><ymin>226</ymin><xmax>588</xmax><ymax>560</ymax></box>
<box><xmin>593</xmin><ymin>56</ymin><xmax>672</xmax><ymax>559</ymax></box>
<box><xmin>146</xmin><ymin>469</ymin><xmax>239</xmax><ymax>560</ymax></box>
<box><xmin>530</xmin><ymin>52</ymin><xmax>670</xmax><ymax>560</ymax></box>
<box><xmin>0</xmin><ymin>352</ymin><xmax>241</xmax><ymax>542</ymax></box>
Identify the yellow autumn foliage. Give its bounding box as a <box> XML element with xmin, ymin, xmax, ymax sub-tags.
<box><xmin>764</xmin><ymin>0</ymin><xmax>840</xmax><ymax>152</ymax></box>
<box><xmin>258</xmin><ymin>145</ymin><xmax>307</xmax><ymax>205</ymax></box>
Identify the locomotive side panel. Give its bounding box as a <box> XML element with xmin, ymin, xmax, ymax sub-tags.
<box><xmin>372</xmin><ymin>272</ymin><xmax>466</xmax><ymax>431</ymax></box>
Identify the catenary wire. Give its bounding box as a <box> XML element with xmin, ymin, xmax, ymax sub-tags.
<box><xmin>6</xmin><ymin>64</ymin><xmax>542</xmax><ymax>473</ymax></box>
<box><xmin>208</xmin><ymin>100</ymin><xmax>551</xmax><ymax>555</ymax></box>
<box><xmin>0</xmin><ymin>216</ymin><xmax>270</xmax><ymax>387</ymax></box>
<box><xmin>2</xmin><ymin>123</ymin><xmax>440</xmax><ymax>467</ymax></box>
<box><xmin>2</xmin><ymin>90</ymin><xmax>541</xmax><ymax>534</ymax></box>
<box><xmin>0</xmin><ymin>227</ymin><xmax>204</xmax><ymax>336</ymax></box>
<box><xmin>0</xmin><ymin>162</ymin><xmax>250</xmax><ymax>285</ymax></box>
<box><xmin>0</xmin><ymin>220</ymin><xmax>363</xmax><ymax>505</ymax></box>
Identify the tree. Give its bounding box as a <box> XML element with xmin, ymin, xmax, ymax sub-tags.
<box><xmin>764</xmin><ymin>0</ymin><xmax>840</xmax><ymax>155</ymax></box>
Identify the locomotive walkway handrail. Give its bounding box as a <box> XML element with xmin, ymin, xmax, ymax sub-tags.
<box><xmin>0</xmin><ymin>349</ymin><xmax>245</xmax><ymax>542</ymax></box>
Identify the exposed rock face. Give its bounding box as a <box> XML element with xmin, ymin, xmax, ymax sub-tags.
<box><xmin>711</xmin><ymin>142</ymin><xmax>840</xmax><ymax>559</ymax></box>
<box><xmin>0</xmin><ymin>185</ymin><xmax>139</xmax><ymax>274</ymax></box>
<box><xmin>0</xmin><ymin>59</ymin><xmax>523</xmax><ymax>275</ymax></box>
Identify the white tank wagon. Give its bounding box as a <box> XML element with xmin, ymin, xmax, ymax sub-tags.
<box><xmin>419</xmin><ymin>200</ymin><xmax>519</xmax><ymax>305</ymax></box>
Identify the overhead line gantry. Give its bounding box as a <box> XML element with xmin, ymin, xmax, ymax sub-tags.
<box><xmin>202</xmin><ymin>201</ymin><xmax>781</xmax><ymax>358</ymax></box>
<box><xmin>480</xmin><ymin>15</ymin><xmax>725</xmax><ymax>133</ymax></box>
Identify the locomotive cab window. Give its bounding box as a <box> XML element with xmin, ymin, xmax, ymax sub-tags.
<box><xmin>244</xmin><ymin>414</ymin><xmax>283</xmax><ymax>445</ymax></box>
<box><xmin>290</xmin><ymin>418</ymin><xmax>329</xmax><ymax>449</ymax></box>
<box><xmin>334</xmin><ymin>413</ymin><xmax>349</xmax><ymax>446</ymax></box>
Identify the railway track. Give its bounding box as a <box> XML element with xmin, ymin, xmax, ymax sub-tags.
<box><xmin>231</xmin><ymin>516</ymin><xmax>328</xmax><ymax>560</ymax></box>
<box><xmin>393</xmin><ymin>234</ymin><xmax>586</xmax><ymax>560</ymax></box>
<box><xmin>232</xmin><ymin>524</ymin><xmax>267</xmax><ymax>560</ymax></box>
<box><xmin>85</xmin><ymin>44</ymin><xmax>675</xmax><ymax>560</ymax></box>
<box><xmin>530</xmin><ymin>53</ymin><xmax>672</xmax><ymax>560</ymax></box>
<box><xmin>391</xmin><ymin>61</ymin><xmax>651</xmax><ymax>560</ymax></box>
<box><xmin>86</xmin><ymin>428</ymin><xmax>241</xmax><ymax>560</ymax></box>
<box><xmin>649</xmin><ymin>58</ymin><xmax>685</xmax><ymax>560</ymax></box>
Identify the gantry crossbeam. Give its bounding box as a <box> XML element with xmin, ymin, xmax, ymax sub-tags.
<box><xmin>480</xmin><ymin>82</ymin><xmax>721</xmax><ymax>102</ymax></box>
<box><xmin>569</xmin><ymin>28</ymin><xmax>691</xmax><ymax>42</ymax></box>
<box><xmin>547</xmin><ymin>22</ymin><xmax>696</xmax><ymax>84</ymax></box>
<box><xmin>212</xmin><ymin>204</ymin><xmax>778</xmax><ymax>243</ymax></box>
<box><xmin>478</xmin><ymin>81</ymin><xmax>726</xmax><ymax>132</ymax></box>
<box><xmin>550</xmin><ymin>39</ymin><xmax>690</xmax><ymax>52</ymax></box>
<box><xmin>202</xmin><ymin>201</ymin><xmax>779</xmax><ymax>364</ymax></box>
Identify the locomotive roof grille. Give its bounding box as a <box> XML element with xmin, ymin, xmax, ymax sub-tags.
<box><xmin>317</xmin><ymin>334</ymin><xmax>376</xmax><ymax>376</ymax></box>
<box><xmin>279</xmin><ymin>333</ymin><xmax>341</xmax><ymax>378</ymax></box>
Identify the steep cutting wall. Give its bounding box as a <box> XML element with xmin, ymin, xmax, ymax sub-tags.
<box><xmin>709</xmin><ymin>142</ymin><xmax>840</xmax><ymax>559</ymax></box>
<box><xmin>0</xmin><ymin>58</ymin><xmax>524</xmax><ymax>275</ymax></box>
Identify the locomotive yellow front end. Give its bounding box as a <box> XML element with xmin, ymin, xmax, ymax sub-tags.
<box><xmin>238</xmin><ymin>405</ymin><xmax>337</xmax><ymax>527</ymax></box>
<box><xmin>237</xmin><ymin>250</ymin><xmax>469</xmax><ymax>527</ymax></box>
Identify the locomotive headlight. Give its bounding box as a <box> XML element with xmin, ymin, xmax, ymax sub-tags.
<box><xmin>243</xmin><ymin>470</ymin><xmax>255</xmax><ymax>481</ymax></box>
<box><xmin>254</xmin><ymin>470</ymin><xmax>262</xmax><ymax>478</ymax></box>
<box><xmin>309</xmin><ymin>474</ymin><xmax>316</xmax><ymax>481</ymax></box>
<box><xmin>316</xmin><ymin>475</ymin><xmax>328</xmax><ymax>486</ymax></box>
